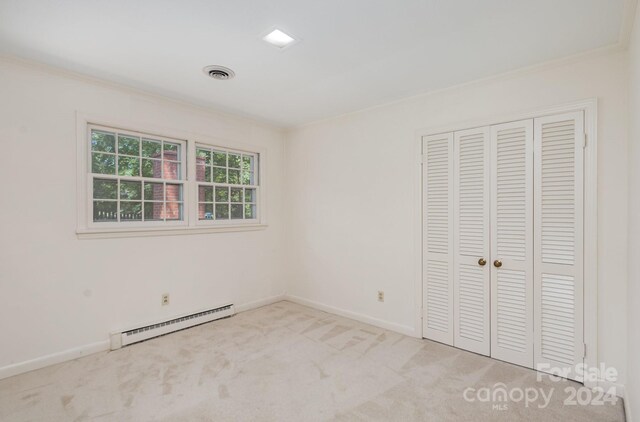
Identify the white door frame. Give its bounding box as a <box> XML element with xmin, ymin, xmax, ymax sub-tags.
<box><xmin>415</xmin><ymin>98</ymin><xmax>597</xmax><ymax>388</ymax></box>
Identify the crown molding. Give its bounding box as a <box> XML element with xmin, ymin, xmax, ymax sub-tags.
<box><xmin>0</xmin><ymin>53</ymin><xmax>286</xmax><ymax>132</ymax></box>
<box><xmin>619</xmin><ymin>0</ymin><xmax>639</xmax><ymax>49</ymax></box>
<box><xmin>290</xmin><ymin>42</ymin><xmax>626</xmax><ymax>131</ymax></box>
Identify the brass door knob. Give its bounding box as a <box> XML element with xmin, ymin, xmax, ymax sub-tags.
<box><xmin>494</xmin><ymin>260</ymin><xmax>502</xmax><ymax>268</ymax></box>
<box><xmin>478</xmin><ymin>258</ymin><xmax>487</xmax><ymax>266</ymax></box>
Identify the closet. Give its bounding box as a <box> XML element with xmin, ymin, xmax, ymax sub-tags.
<box><xmin>422</xmin><ymin>111</ymin><xmax>584</xmax><ymax>381</ymax></box>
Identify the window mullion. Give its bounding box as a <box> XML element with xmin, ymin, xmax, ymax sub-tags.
<box><xmin>116</xmin><ymin>179</ymin><xmax>121</xmax><ymax>222</ymax></box>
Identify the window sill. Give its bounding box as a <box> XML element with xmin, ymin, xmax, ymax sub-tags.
<box><xmin>76</xmin><ymin>224</ymin><xmax>268</xmax><ymax>239</ymax></box>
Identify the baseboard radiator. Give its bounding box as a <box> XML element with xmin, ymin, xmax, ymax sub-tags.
<box><xmin>110</xmin><ymin>304</ymin><xmax>234</xmax><ymax>350</ymax></box>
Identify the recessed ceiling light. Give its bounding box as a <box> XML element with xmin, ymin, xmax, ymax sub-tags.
<box><xmin>202</xmin><ymin>65</ymin><xmax>235</xmax><ymax>80</ymax></box>
<box><xmin>263</xmin><ymin>29</ymin><xmax>296</xmax><ymax>49</ymax></box>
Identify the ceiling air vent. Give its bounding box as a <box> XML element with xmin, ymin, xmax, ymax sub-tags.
<box><xmin>203</xmin><ymin>65</ymin><xmax>235</xmax><ymax>80</ymax></box>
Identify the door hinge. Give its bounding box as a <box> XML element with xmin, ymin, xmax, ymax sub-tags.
<box><xmin>583</xmin><ymin>343</ymin><xmax>587</xmax><ymax>358</ymax></box>
<box><xmin>582</xmin><ymin>134</ymin><xmax>587</xmax><ymax>149</ymax></box>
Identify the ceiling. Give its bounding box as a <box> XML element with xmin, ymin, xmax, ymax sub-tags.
<box><xmin>0</xmin><ymin>0</ymin><xmax>628</xmax><ymax>127</ymax></box>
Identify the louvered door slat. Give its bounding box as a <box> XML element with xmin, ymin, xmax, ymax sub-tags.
<box><xmin>423</xmin><ymin>133</ymin><xmax>454</xmax><ymax>345</ymax></box>
<box><xmin>534</xmin><ymin>112</ymin><xmax>584</xmax><ymax>381</ymax></box>
<box><xmin>453</xmin><ymin>127</ymin><xmax>490</xmax><ymax>355</ymax></box>
<box><xmin>490</xmin><ymin>119</ymin><xmax>534</xmax><ymax>368</ymax></box>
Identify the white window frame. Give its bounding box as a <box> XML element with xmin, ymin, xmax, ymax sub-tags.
<box><xmin>190</xmin><ymin>143</ymin><xmax>260</xmax><ymax>226</ymax></box>
<box><xmin>86</xmin><ymin>124</ymin><xmax>188</xmax><ymax>230</ymax></box>
<box><xmin>76</xmin><ymin>113</ymin><xmax>267</xmax><ymax>239</ymax></box>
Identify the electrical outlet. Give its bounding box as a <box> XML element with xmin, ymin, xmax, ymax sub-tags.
<box><xmin>377</xmin><ymin>291</ymin><xmax>384</xmax><ymax>302</ymax></box>
<box><xmin>161</xmin><ymin>293</ymin><xmax>170</xmax><ymax>306</ymax></box>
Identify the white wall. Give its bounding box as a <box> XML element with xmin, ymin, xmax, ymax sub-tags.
<box><xmin>0</xmin><ymin>58</ymin><xmax>286</xmax><ymax>376</ymax></box>
<box><xmin>0</xmin><ymin>42</ymin><xmax>632</xmax><ymax>396</ymax></box>
<box><xmin>285</xmin><ymin>50</ymin><xmax>629</xmax><ymax>387</ymax></box>
<box><xmin>627</xmin><ymin>3</ymin><xmax>640</xmax><ymax>419</ymax></box>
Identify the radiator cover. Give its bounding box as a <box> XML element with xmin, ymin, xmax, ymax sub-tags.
<box><xmin>110</xmin><ymin>304</ymin><xmax>234</xmax><ymax>349</ymax></box>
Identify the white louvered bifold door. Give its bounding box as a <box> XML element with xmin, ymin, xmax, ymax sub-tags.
<box><xmin>422</xmin><ymin>133</ymin><xmax>454</xmax><ymax>345</ymax></box>
<box><xmin>534</xmin><ymin>112</ymin><xmax>584</xmax><ymax>381</ymax></box>
<box><xmin>490</xmin><ymin>120</ymin><xmax>534</xmax><ymax>368</ymax></box>
<box><xmin>453</xmin><ymin>128</ymin><xmax>491</xmax><ymax>355</ymax></box>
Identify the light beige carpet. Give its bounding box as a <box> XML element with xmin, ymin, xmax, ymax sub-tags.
<box><xmin>0</xmin><ymin>301</ymin><xmax>625</xmax><ymax>421</ymax></box>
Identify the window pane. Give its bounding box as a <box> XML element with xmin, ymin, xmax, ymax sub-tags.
<box><xmin>216</xmin><ymin>204</ymin><xmax>229</xmax><ymax>219</ymax></box>
<box><xmin>141</xmin><ymin>158</ymin><xmax>161</xmax><ymax>178</ymax></box>
<box><xmin>244</xmin><ymin>204</ymin><xmax>256</xmax><ymax>219</ymax></box>
<box><xmin>92</xmin><ymin>153</ymin><xmax>116</xmax><ymax>175</ymax></box>
<box><xmin>165</xmin><ymin>202</ymin><xmax>183</xmax><ymax>220</ymax></box>
<box><xmin>89</xmin><ymin>127</ymin><xmax>190</xmax><ymax>227</ymax></box>
<box><xmin>199</xmin><ymin>203</ymin><xmax>214</xmax><ymax>220</ymax></box>
<box><xmin>120</xmin><ymin>181</ymin><xmax>142</xmax><ymax>200</ymax></box>
<box><xmin>228</xmin><ymin>154</ymin><xmax>241</xmax><ymax>168</ymax></box>
<box><xmin>196</xmin><ymin>148</ymin><xmax>212</xmax><ymax>165</ymax></box>
<box><xmin>144</xmin><ymin>182</ymin><xmax>164</xmax><ymax>201</ymax></box>
<box><xmin>93</xmin><ymin>179</ymin><xmax>117</xmax><ymax>199</ymax></box>
<box><xmin>230</xmin><ymin>188</ymin><xmax>242</xmax><ymax>203</ymax></box>
<box><xmin>93</xmin><ymin>201</ymin><xmax>117</xmax><ymax>221</ymax></box>
<box><xmin>196</xmin><ymin>164</ymin><xmax>209</xmax><ymax>182</ymax></box>
<box><xmin>142</xmin><ymin>139</ymin><xmax>162</xmax><ymax>158</ymax></box>
<box><xmin>144</xmin><ymin>202</ymin><xmax>164</xmax><ymax>221</ymax></box>
<box><xmin>212</xmin><ymin>151</ymin><xmax>226</xmax><ymax>166</ymax></box>
<box><xmin>199</xmin><ymin>186</ymin><xmax>213</xmax><ymax>202</ymax></box>
<box><xmin>91</xmin><ymin>131</ymin><xmax>116</xmax><ymax>153</ymax></box>
<box><xmin>228</xmin><ymin>169</ymin><xmax>240</xmax><ymax>184</ymax></box>
<box><xmin>241</xmin><ymin>171</ymin><xmax>254</xmax><ymax>185</ymax></box>
<box><xmin>215</xmin><ymin>186</ymin><xmax>229</xmax><ymax>202</ymax></box>
<box><xmin>213</xmin><ymin>167</ymin><xmax>227</xmax><ymax>183</ymax></box>
<box><xmin>118</xmin><ymin>135</ymin><xmax>140</xmax><ymax>156</ymax></box>
<box><xmin>120</xmin><ymin>202</ymin><xmax>142</xmax><ymax>221</ymax></box>
<box><xmin>164</xmin><ymin>161</ymin><xmax>181</xmax><ymax>180</ymax></box>
<box><xmin>166</xmin><ymin>184</ymin><xmax>183</xmax><ymax>202</ymax></box>
<box><xmin>244</xmin><ymin>188</ymin><xmax>256</xmax><ymax>203</ymax></box>
<box><xmin>242</xmin><ymin>155</ymin><xmax>254</xmax><ymax>172</ymax></box>
<box><xmin>230</xmin><ymin>204</ymin><xmax>243</xmax><ymax>219</ymax></box>
<box><xmin>118</xmin><ymin>156</ymin><xmax>140</xmax><ymax>176</ymax></box>
<box><xmin>163</xmin><ymin>142</ymin><xmax>180</xmax><ymax>160</ymax></box>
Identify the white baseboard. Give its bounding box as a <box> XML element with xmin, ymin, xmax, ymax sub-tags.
<box><xmin>0</xmin><ymin>340</ymin><xmax>110</xmax><ymax>381</ymax></box>
<box><xmin>596</xmin><ymin>378</ymin><xmax>626</xmax><ymax>398</ymax></box>
<box><xmin>284</xmin><ymin>294</ymin><xmax>416</xmax><ymax>337</ymax></box>
<box><xmin>0</xmin><ymin>293</ymin><xmax>287</xmax><ymax>381</ymax></box>
<box><xmin>234</xmin><ymin>293</ymin><xmax>287</xmax><ymax>313</ymax></box>
<box><xmin>591</xmin><ymin>379</ymin><xmax>629</xmax><ymax>419</ymax></box>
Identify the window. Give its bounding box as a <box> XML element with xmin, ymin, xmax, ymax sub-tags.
<box><xmin>89</xmin><ymin>126</ymin><xmax>186</xmax><ymax>224</ymax></box>
<box><xmin>79</xmin><ymin>121</ymin><xmax>264</xmax><ymax>237</ymax></box>
<box><xmin>195</xmin><ymin>146</ymin><xmax>258</xmax><ymax>221</ymax></box>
